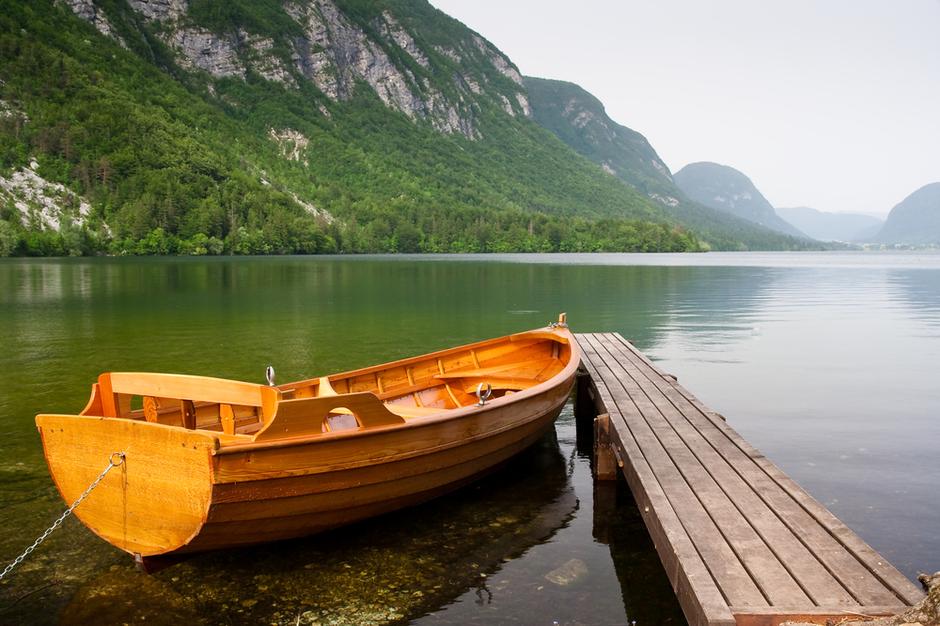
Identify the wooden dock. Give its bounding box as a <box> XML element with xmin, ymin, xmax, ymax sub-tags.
<box><xmin>574</xmin><ymin>332</ymin><xmax>924</xmax><ymax>626</ymax></box>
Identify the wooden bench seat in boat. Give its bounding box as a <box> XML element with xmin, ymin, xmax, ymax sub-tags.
<box><xmin>327</xmin><ymin>404</ymin><xmax>445</xmax><ymax>420</ymax></box>
<box><xmin>383</xmin><ymin>404</ymin><xmax>447</xmax><ymax>418</ymax></box>
<box><xmin>431</xmin><ymin>357</ymin><xmax>557</xmax><ymax>382</ymax></box>
<box><xmin>96</xmin><ymin>372</ymin><xmax>278</xmax><ymax>435</ymax></box>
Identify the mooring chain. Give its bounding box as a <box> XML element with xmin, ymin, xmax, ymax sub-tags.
<box><xmin>0</xmin><ymin>452</ymin><xmax>125</xmax><ymax>582</ymax></box>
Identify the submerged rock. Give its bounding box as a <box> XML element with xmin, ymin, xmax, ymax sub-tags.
<box><xmin>544</xmin><ymin>558</ymin><xmax>589</xmax><ymax>587</ymax></box>
<box><xmin>60</xmin><ymin>571</ymin><xmax>204</xmax><ymax>625</ymax></box>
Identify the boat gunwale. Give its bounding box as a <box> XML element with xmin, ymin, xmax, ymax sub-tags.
<box><xmin>213</xmin><ymin>325</ymin><xmax>581</xmax><ymax>455</ymax></box>
<box><xmin>294</xmin><ymin>328</ymin><xmax>570</xmax><ymax>386</ymax></box>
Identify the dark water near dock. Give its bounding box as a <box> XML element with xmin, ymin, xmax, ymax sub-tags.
<box><xmin>1</xmin><ymin>252</ymin><xmax>938</xmax><ymax>624</ymax></box>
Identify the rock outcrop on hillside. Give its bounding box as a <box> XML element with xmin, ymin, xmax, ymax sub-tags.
<box><xmin>63</xmin><ymin>0</ymin><xmax>531</xmax><ymax>140</ymax></box>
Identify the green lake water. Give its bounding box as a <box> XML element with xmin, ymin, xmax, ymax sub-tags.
<box><xmin>0</xmin><ymin>252</ymin><xmax>938</xmax><ymax>624</ymax></box>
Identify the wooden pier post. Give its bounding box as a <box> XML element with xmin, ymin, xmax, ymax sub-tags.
<box><xmin>593</xmin><ymin>413</ymin><xmax>618</xmax><ymax>481</ymax></box>
<box><xmin>574</xmin><ymin>367</ymin><xmax>597</xmax><ymax>450</ymax></box>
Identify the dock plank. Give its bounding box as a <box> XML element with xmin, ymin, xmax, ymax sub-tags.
<box><xmin>575</xmin><ymin>333</ymin><xmax>923</xmax><ymax>625</ymax></box>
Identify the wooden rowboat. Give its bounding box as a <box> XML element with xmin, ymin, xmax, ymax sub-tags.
<box><xmin>36</xmin><ymin>315</ymin><xmax>579</xmax><ymax>570</ymax></box>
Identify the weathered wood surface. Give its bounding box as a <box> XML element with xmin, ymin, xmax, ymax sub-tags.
<box><xmin>575</xmin><ymin>332</ymin><xmax>924</xmax><ymax>626</ymax></box>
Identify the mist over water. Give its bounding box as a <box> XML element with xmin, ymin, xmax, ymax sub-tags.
<box><xmin>0</xmin><ymin>252</ymin><xmax>937</xmax><ymax>624</ymax></box>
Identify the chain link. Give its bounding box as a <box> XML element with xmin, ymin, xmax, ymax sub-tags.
<box><xmin>0</xmin><ymin>452</ymin><xmax>125</xmax><ymax>581</ymax></box>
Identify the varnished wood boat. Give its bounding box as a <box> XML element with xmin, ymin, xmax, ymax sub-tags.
<box><xmin>36</xmin><ymin>315</ymin><xmax>579</xmax><ymax>569</ymax></box>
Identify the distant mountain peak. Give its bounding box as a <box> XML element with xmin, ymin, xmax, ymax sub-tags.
<box><xmin>524</xmin><ymin>79</ymin><xmax>815</xmax><ymax>250</ymax></box>
<box><xmin>776</xmin><ymin>206</ymin><xmax>883</xmax><ymax>242</ymax></box>
<box><xmin>876</xmin><ymin>182</ymin><xmax>940</xmax><ymax>245</ymax></box>
<box><xmin>524</xmin><ymin>76</ymin><xmax>674</xmax><ymax>187</ymax></box>
<box><xmin>673</xmin><ymin>162</ymin><xmax>809</xmax><ymax>239</ymax></box>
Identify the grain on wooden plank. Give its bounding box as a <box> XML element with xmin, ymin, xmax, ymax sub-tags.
<box><xmin>36</xmin><ymin>414</ymin><xmax>215</xmax><ymax>555</ymax></box>
<box><xmin>580</xmin><ymin>333</ymin><xmax>767</xmax><ymax>609</ymax></box>
<box><xmin>730</xmin><ymin>605</ymin><xmax>910</xmax><ymax>626</ymax></box>
<box><xmin>595</xmin><ymin>334</ymin><xmax>859</xmax><ymax>607</ymax></box>
<box><xmin>589</xmin><ymin>333</ymin><xmax>811</xmax><ymax>607</ymax></box>
<box><xmin>105</xmin><ymin>372</ymin><xmax>271</xmax><ymax>409</ymax></box>
<box><xmin>180</xmin><ymin>399</ymin><xmax>196</xmax><ymax>430</ymax></box>
<box><xmin>210</xmin><ymin>421</ymin><xmax>553</xmax><ymax>522</ymax></box>
<box><xmin>578</xmin><ymin>345</ymin><xmax>735</xmax><ymax>626</ymax></box>
<box><xmin>432</xmin><ymin>357</ymin><xmax>555</xmax><ymax>380</ymax></box>
<box><xmin>607</xmin><ymin>333</ymin><xmax>924</xmax><ymax>607</ymax></box>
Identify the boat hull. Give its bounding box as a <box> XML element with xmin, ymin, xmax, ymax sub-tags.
<box><xmin>36</xmin><ymin>322</ymin><xmax>579</xmax><ymax>565</ymax></box>
<box><xmin>41</xmin><ymin>380</ymin><xmax>570</xmax><ymax>561</ymax></box>
<box><xmin>192</xmin><ymin>390</ymin><xmax>569</xmax><ymax>553</ymax></box>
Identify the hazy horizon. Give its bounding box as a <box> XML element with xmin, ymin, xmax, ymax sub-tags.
<box><xmin>429</xmin><ymin>0</ymin><xmax>940</xmax><ymax>218</ymax></box>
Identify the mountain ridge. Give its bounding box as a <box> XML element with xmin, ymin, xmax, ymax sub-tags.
<box><xmin>1</xmin><ymin>0</ymin><xmax>708</xmax><ymax>255</ymax></box>
<box><xmin>1</xmin><ymin>0</ymin><xmax>823</xmax><ymax>256</ymax></box>
<box><xmin>673</xmin><ymin>161</ymin><xmax>809</xmax><ymax>239</ymax></box>
<box><xmin>776</xmin><ymin>206</ymin><xmax>883</xmax><ymax>242</ymax></box>
<box><xmin>523</xmin><ymin>76</ymin><xmax>816</xmax><ymax>250</ymax></box>
<box><xmin>876</xmin><ymin>183</ymin><xmax>940</xmax><ymax>245</ymax></box>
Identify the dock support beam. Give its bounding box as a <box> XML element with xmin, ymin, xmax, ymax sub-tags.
<box><xmin>574</xmin><ymin>368</ymin><xmax>597</xmax><ymax>453</ymax></box>
<box><xmin>594</xmin><ymin>413</ymin><xmax>618</xmax><ymax>481</ymax></box>
<box><xmin>575</xmin><ymin>366</ymin><xmax>620</xmax><ymax>480</ymax></box>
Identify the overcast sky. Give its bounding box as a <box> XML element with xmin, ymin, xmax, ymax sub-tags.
<box><xmin>429</xmin><ymin>0</ymin><xmax>939</xmax><ymax>217</ymax></box>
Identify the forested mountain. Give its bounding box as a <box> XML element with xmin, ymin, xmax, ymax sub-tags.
<box><xmin>674</xmin><ymin>162</ymin><xmax>809</xmax><ymax>239</ymax></box>
<box><xmin>777</xmin><ymin>206</ymin><xmax>883</xmax><ymax>242</ymax></box>
<box><xmin>0</xmin><ymin>0</ymin><xmax>707</xmax><ymax>255</ymax></box>
<box><xmin>0</xmin><ymin>0</ymin><xmax>821</xmax><ymax>256</ymax></box>
<box><xmin>876</xmin><ymin>183</ymin><xmax>940</xmax><ymax>245</ymax></box>
<box><xmin>524</xmin><ymin>77</ymin><xmax>813</xmax><ymax>250</ymax></box>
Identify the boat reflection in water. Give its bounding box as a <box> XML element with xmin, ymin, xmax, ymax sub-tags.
<box><xmin>60</xmin><ymin>429</ymin><xmax>578</xmax><ymax>625</ymax></box>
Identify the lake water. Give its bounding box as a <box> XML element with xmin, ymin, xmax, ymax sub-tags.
<box><xmin>0</xmin><ymin>252</ymin><xmax>937</xmax><ymax>624</ymax></box>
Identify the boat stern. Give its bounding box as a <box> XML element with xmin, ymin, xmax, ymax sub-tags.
<box><xmin>36</xmin><ymin>413</ymin><xmax>217</xmax><ymax>559</ymax></box>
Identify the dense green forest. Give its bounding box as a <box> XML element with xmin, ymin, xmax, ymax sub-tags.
<box><xmin>1</xmin><ymin>0</ymin><xmax>706</xmax><ymax>256</ymax></box>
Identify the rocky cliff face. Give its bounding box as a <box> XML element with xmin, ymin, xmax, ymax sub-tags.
<box><xmin>63</xmin><ymin>0</ymin><xmax>123</xmax><ymax>44</ymax></box>
<box><xmin>7</xmin><ymin>0</ymin><xmax>813</xmax><ymax>253</ymax></box>
<box><xmin>0</xmin><ymin>161</ymin><xmax>92</xmax><ymax>232</ymax></box>
<box><xmin>63</xmin><ymin>0</ymin><xmax>530</xmax><ymax>140</ymax></box>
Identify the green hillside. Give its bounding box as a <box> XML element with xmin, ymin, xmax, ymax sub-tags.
<box><xmin>524</xmin><ymin>76</ymin><xmax>817</xmax><ymax>250</ymax></box>
<box><xmin>0</xmin><ymin>0</ymin><xmax>707</xmax><ymax>256</ymax></box>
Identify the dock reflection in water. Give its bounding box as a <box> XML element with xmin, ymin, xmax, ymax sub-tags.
<box><xmin>37</xmin><ymin>408</ymin><xmax>682</xmax><ymax>625</ymax></box>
